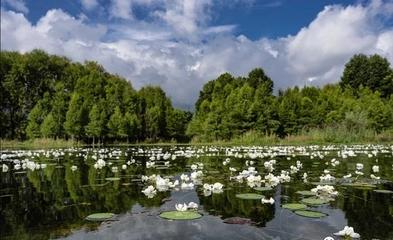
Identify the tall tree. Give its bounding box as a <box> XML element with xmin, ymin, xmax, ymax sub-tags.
<box><xmin>341</xmin><ymin>54</ymin><xmax>392</xmax><ymax>97</ymax></box>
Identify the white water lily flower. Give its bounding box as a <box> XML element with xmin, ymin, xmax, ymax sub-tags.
<box><xmin>122</xmin><ymin>164</ymin><xmax>127</xmax><ymax>170</ymax></box>
<box><xmin>111</xmin><ymin>166</ymin><xmax>118</xmax><ymax>173</ymax></box>
<box><xmin>212</xmin><ymin>182</ymin><xmax>223</xmax><ymax>191</ymax></box>
<box><xmin>142</xmin><ymin>185</ymin><xmax>157</xmax><ymax>198</ymax></box>
<box><xmin>2</xmin><ymin>164</ymin><xmax>9</xmax><ymax>172</ymax></box>
<box><xmin>181</xmin><ymin>182</ymin><xmax>194</xmax><ymax>189</ymax></box>
<box><xmin>372</xmin><ymin>165</ymin><xmax>379</xmax><ymax>173</ymax></box>
<box><xmin>261</xmin><ymin>197</ymin><xmax>275</xmax><ymax>205</ymax></box>
<box><xmin>71</xmin><ymin>165</ymin><xmax>78</xmax><ymax>172</ymax></box>
<box><xmin>175</xmin><ymin>203</ymin><xmax>188</xmax><ymax>211</ymax></box>
<box><xmin>311</xmin><ymin>185</ymin><xmax>338</xmax><ymax>198</ymax></box>
<box><xmin>229</xmin><ymin>167</ymin><xmax>237</xmax><ymax>172</ymax></box>
<box><xmin>356</xmin><ymin>163</ymin><xmax>363</xmax><ymax>171</ymax></box>
<box><xmin>203</xmin><ymin>183</ymin><xmax>212</xmax><ymax>191</ymax></box>
<box><xmin>247</xmin><ymin>175</ymin><xmax>262</xmax><ymax>188</ymax></box>
<box><xmin>187</xmin><ymin>202</ymin><xmax>198</xmax><ymax>209</ymax></box>
<box><xmin>303</xmin><ymin>172</ymin><xmax>308</xmax><ymax>183</ymax></box>
<box><xmin>180</xmin><ymin>174</ymin><xmax>190</xmax><ymax>182</ymax></box>
<box><xmin>343</xmin><ymin>173</ymin><xmax>352</xmax><ymax>179</ymax></box>
<box><xmin>190</xmin><ymin>164</ymin><xmax>198</xmax><ymax>170</ymax></box>
<box><xmin>334</xmin><ymin>226</ymin><xmax>360</xmax><ymax>238</ymax></box>
<box><xmin>370</xmin><ymin>174</ymin><xmax>380</xmax><ymax>180</ymax></box>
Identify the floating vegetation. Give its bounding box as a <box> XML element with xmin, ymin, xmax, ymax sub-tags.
<box><xmin>341</xmin><ymin>183</ymin><xmax>377</xmax><ymax>189</ymax></box>
<box><xmin>85</xmin><ymin>213</ymin><xmax>115</xmax><ymax>221</ymax></box>
<box><xmin>254</xmin><ymin>187</ymin><xmax>273</xmax><ymax>192</ymax></box>
<box><xmin>159</xmin><ymin>211</ymin><xmax>202</xmax><ymax>220</ymax></box>
<box><xmin>301</xmin><ymin>197</ymin><xmax>329</xmax><ymax>205</ymax></box>
<box><xmin>105</xmin><ymin>177</ymin><xmax>121</xmax><ymax>181</ymax></box>
<box><xmin>294</xmin><ymin>210</ymin><xmax>327</xmax><ymax>218</ymax></box>
<box><xmin>235</xmin><ymin>193</ymin><xmax>264</xmax><ymax>200</ymax></box>
<box><xmin>296</xmin><ymin>190</ymin><xmax>316</xmax><ymax>196</ymax></box>
<box><xmin>373</xmin><ymin>189</ymin><xmax>393</xmax><ymax>194</ymax></box>
<box><xmin>282</xmin><ymin>203</ymin><xmax>307</xmax><ymax>210</ymax></box>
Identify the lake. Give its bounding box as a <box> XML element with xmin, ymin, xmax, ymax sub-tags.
<box><xmin>1</xmin><ymin>145</ymin><xmax>393</xmax><ymax>240</ymax></box>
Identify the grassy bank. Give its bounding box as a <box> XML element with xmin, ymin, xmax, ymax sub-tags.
<box><xmin>2</xmin><ymin>128</ymin><xmax>393</xmax><ymax>150</ymax></box>
<box><xmin>0</xmin><ymin>138</ymin><xmax>82</xmax><ymax>150</ymax></box>
<box><xmin>201</xmin><ymin>128</ymin><xmax>393</xmax><ymax>146</ymax></box>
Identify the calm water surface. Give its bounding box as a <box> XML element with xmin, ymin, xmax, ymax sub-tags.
<box><xmin>1</xmin><ymin>145</ymin><xmax>393</xmax><ymax>240</ymax></box>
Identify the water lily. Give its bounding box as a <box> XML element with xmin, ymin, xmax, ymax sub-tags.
<box><xmin>372</xmin><ymin>165</ymin><xmax>379</xmax><ymax>173</ymax></box>
<box><xmin>2</xmin><ymin>164</ymin><xmax>9</xmax><ymax>172</ymax></box>
<box><xmin>180</xmin><ymin>173</ymin><xmax>190</xmax><ymax>182</ymax></box>
<box><xmin>175</xmin><ymin>203</ymin><xmax>188</xmax><ymax>211</ymax></box>
<box><xmin>142</xmin><ymin>185</ymin><xmax>157</xmax><ymax>198</ymax></box>
<box><xmin>261</xmin><ymin>197</ymin><xmax>275</xmax><ymax>204</ymax></box>
<box><xmin>334</xmin><ymin>226</ymin><xmax>360</xmax><ymax>239</ymax></box>
<box><xmin>187</xmin><ymin>202</ymin><xmax>198</xmax><ymax>209</ymax></box>
<box><xmin>71</xmin><ymin>165</ymin><xmax>78</xmax><ymax>172</ymax></box>
<box><xmin>122</xmin><ymin>164</ymin><xmax>127</xmax><ymax>170</ymax></box>
<box><xmin>356</xmin><ymin>163</ymin><xmax>363</xmax><ymax>171</ymax></box>
<box><xmin>311</xmin><ymin>185</ymin><xmax>338</xmax><ymax>198</ymax></box>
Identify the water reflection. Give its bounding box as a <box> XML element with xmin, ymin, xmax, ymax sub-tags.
<box><xmin>0</xmin><ymin>146</ymin><xmax>392</xmax><ymax>239</ymax></box>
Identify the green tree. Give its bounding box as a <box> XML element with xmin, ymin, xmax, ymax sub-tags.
<box><xmin>341</xmin><ymin>54</ymin><xmax>392</xmax><ymax>97</ymax></box>
<box><xmin>107</xmin><ymin>106</ymin><xmax>124</xmax><ymax>139</ymax></box>
<box><xmin>26</xmin><ymin>102</ymin><xmax>45</xmax><ymax>139</ymax></box>
<box><xmin>64</xmin><ymin>93</ymin><xmax>84</xmax><ymax>140</ymax></box>
<box><xmin>41</xmin><ymin>112</ymin><xmax>57</xmax><ymax>138</ymax></box>
<box><xmin>85</xmin><ymin>104</ymin><xmax>105</xmax><ymax>144</ymax></box>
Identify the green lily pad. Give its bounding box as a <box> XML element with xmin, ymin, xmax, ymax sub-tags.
<box><xmin>341</xmin><ymin>183</ymin><xmax>377</xmax><ymax>189</ymax></box>
<box><xmin>373</xmin><ymin>189</ymin><xmax>393</xmax><ymax>194</ymax></box>
<box><xmin>301</xmin><ymin>197</ymin><xmax>329</xmax><ymax>205</ymax></box>
<box><xmin>282</xmin><ymin>203</ymin><xmax>307</xmax><ymax>210</ymax></box>
<box><xmin>310</xmin><ymin>182</ymin><xmax>335</xmax><ymax>186</ymax></box>
<box><xmin>294</xmin><ymin>210</ymin><xmax>327</xmax><ymax>218</ymax></box>
<box><xmin>254</xmin><ymin>187</ymin><xmax>272</xmax><ymax>191</ymax></box>
<box><xmin>159</xmin><ymin>211</ymin><xmax>202</xmax><ymax>220</ymax></box>
<box><xmin>235</xmin><ymin>193</ymin><xmax>264</xmax><ymax>200</ymax></box>
<box><xmin>105</xmin><ymin>177</ymin><xmax>121</xmax><ymax>181</ymax></box>
<box><xmin>85</xmin><ymin>213</ymin><xmax>115</xmax><ymax>221</ymax></box>
<box><xmin>296</xmin><ymin>190</ymin><xmax>316</xmax><ymax>196</ymax></box>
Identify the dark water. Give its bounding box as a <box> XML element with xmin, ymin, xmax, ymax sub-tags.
<box><xmin>1</xmin><ymin>145</ymin><xmax>393</xmax><ymax>240</ymax></box>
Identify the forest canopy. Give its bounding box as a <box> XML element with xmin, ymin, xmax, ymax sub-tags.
<box><xmin>1</xmin><ymin>50</ymin><xmax>392</xmax><ymax>143</ymax></box>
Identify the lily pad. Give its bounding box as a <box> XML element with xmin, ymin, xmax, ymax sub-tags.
<box><xmin>254</xmin><ymin>187</ymin><xmax>272</xmax><ymax>191</ymax></box>
<box><xmin>105</xmin><ymin>177</ymin><xmax>121</xmax><ymax>181</ymax></box>
<box><xmin>294</xmin><ymin>210</ymin><xmax>327</xmax><ymax>218</ymax></box>
<box><xmin>310</xmin><ymin>182</ymin><xmax>335</xmax><ymax>186</ymax></box>
<box><xmin>341</xmin><ymin>183</ymin><xmax>377</xmax><ymax>189</ymax></box>
<box><xmin>296</xmin><ymin>190</ymin><xmax>316</xmax><ymax>196</ymax></box>
<box><xmin>301</xmin><ymin>197</ymin><xmax>329</xmax><ymax>205</ymax></box>
<box><xmin>159</xmin><ymin>211</ymin><xmax>202</xmax><ymax>220</ymax></box>
<box><xmin>373</xmin><ymin>189</ymin><xmax>393</xmax><ymax>194</ymax></box>
<box><xmin>235</xmin><ymin>193</ymin><xmax>264</xmax><ymax>200</ymax></box>
<box><xmin>85</xmin><ymin>213</ymin><xmax>115</xmax><ymax>221</ymax></box>
<box><xmin>282</xmin><ymin>203</ymin><xmax>307</xmax><ymax>210</ymax></box>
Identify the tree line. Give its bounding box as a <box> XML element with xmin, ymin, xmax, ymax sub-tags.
<box><xmin>0</xmin><ymin>50</ymin><xmax>191</xmax><ymax>143</ymax></box>
<box><xmin>187</xmin><ymin>54</ymin><xmax>393</xmax><ymax>141</ymax></box>
<box><xmin>1</xmin><ymin>50</ymin><xmax>392</xmax><ymax>143</ymax></box>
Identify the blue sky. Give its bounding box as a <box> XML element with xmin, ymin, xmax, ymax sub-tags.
<box><xmin>1</xmin><ymin>0</ymin><xmax>392</xmax><ymax>109</ymax></box>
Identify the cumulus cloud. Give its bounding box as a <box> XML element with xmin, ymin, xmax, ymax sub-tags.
<box><xmin>1</xmin><ymin>0</ymin><xmax>392</xmax><ymax>109</ymax></box>
<box><xmin>1</xmin><ymin>0</ymin><xmax>28</xmax><ymax>13</ymax></box>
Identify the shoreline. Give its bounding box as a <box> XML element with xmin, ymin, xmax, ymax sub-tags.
<box><xmin>1</xmin><ymin>136</ymin><xmax>393</xmax><ymax>150</ymax></box>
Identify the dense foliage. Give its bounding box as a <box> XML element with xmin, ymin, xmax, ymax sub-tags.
<box><xmin>1</xmin><ymin>50</ymin><xmax>392</xmax><ymax>143</ymax></box>
<box><xmin>0</xmin><ymin>50</ymin><xmax>191</xmax><ymax>142</ymax></box>
<box><xmin>188</xmin><ymin>55</ymin><xmax>393</xmax><ymax>141</ymax></box>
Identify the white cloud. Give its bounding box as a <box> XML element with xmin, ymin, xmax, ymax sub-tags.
<box><xmin>81</xmin><ymin>0</ymin><xmax>99</xmax><ymax>10</ymax></box>
<box><xmin>1</xmin><ymin>0</ymin><xmax>392</xmax><ymax>109</ymax></box>
<box><xmin>2</xmin><ymin>0</ymin><xmax>28</xmax><ymax>13</ymax></box>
